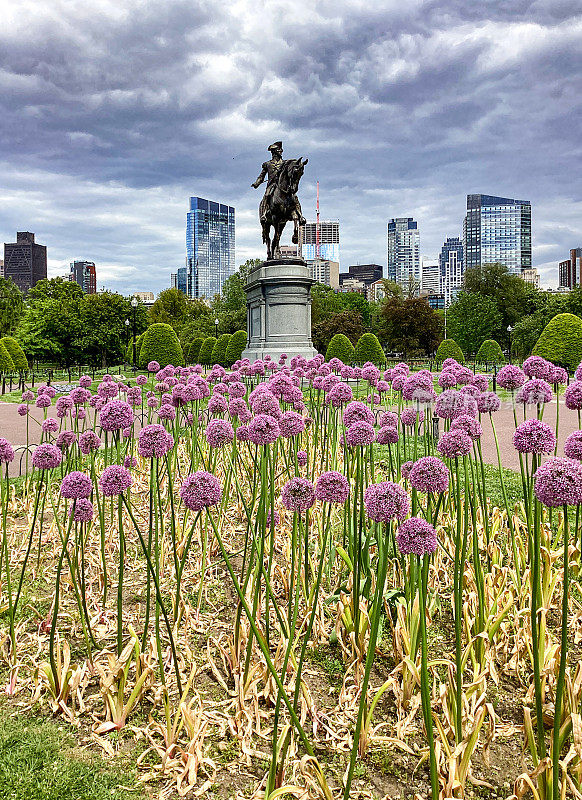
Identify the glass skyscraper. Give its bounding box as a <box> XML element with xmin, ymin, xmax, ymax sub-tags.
<box><xmin>299</xmin><ymin>221</ymin><xmax>340</xmax><ymax>265</ymax></box>
<box><xmin>463</xmin><ymin>194</ymin><xmax>531</xmax><ymax>275</ymax></box>
<box><xmin>186</xmin><ymin>197</ymin><xmax>235</xmax><ymax>299</ymax></box>
<box><xmin>387</xmin><ymin>217</ymin><xmax>420</xmax><ymax>290</ymax></box>
<box><xmin>439</xmin><ymin>237</ymin><xmax>464</xmax><ymax>306</ymax></box>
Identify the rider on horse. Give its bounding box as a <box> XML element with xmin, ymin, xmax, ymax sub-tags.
<box><xmin>252</xmin><ymin>142</ymin><xmax>306</xmax><ymax>229</ymax></box>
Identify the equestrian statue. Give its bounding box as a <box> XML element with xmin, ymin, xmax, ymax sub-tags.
<box><xmin>251</xmin><ymin>141</ymin><xmax>308</xmax><ymax>261</ymax></box>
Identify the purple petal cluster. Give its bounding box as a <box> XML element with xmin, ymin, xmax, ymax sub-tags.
<box><xmin>497</xmin><ymin>365</ymin><xmax>526</xmax><ymax>391</ymax></box>
<box><xmin>281</xmin><ymin>477</ymin><xmax>316</xmax><ymax>512</ymax></box>
<box><xmin>248</xmin><ymin>414</ymin><xmax>280</xmax><ymax>445</ymax></box>
<box><xmin>32</xmin><ymin>443</ymin><xmax>63</xmax><ymax>470</ymax></box>
<box><xmin>343</xmin><ymin>401</ymin><xmax>375</xmax><ymax>428</ymax></box>
<box><xmin>315</xmin><ymin>471</ymin><xmax>349</xmax><ymax>504</ymax></box>
<box><xmin>397</xmin><ymin>517</ymin><xmax>437</xmax><ymax>556</ymax></box>
<box><xmin>437</xmin><ymin>429</ymin><xmax>472</xmax><ymax>459</ymax></box>
<box><xmin>279</xmin><ymin>410</ymin><xmax>305</xmax><ymax>438</ymax></box>
<box><xmin>345</xmin><ymin>421</ymin><xmax>375</xmax><ymax>446</ymax></box>
<box><xmin>513</xmin><ymin>419</ymin><xmax>556</xmax><ymax>454</ymax></box>
<box><xmin>60</xmin><ymin>471</ymin><xmax>93</xmax><ymax>499</ymax></box>
<box><xmin>364</xmin><ymin>481</ymin><xmax>410</xmax><ymax>523</ymax></box>
<box><xmin>534</xmin><ymin>457</ymin><xmax>582</xmax><ymax>507</ymax></box>
<box><xmin>564</xmin><ymin>431</ymin><xmax>582</xmax><ymax>461</ymax></box>
<box><xmin>516</xmin><ymin>379</ymin><xmax>553</xmax><ymax>406</ymax></box>
<box><xmin>99</xmin><ymin>399</ymin><xmax>134</xmax><ymax>432</ymax></box>
<box><xmin>0</xmin><ymin>438</ymin><xmax>15</xmax><ymax>464</ymax></box>
<box><xmin>376</xmin><ymin>426</ymin><xmax>399</xmax><ymax>445</ymax></box>
<box><xmin>451</xmin><ymin>414</ymin><xmax>483</xmax><ymax>441</ymax></box>
<box><xmin>205</xmin><ymin>419</ymin><xmax>235</xmax><ymax>448</ymax></box>
<box><xmin>180</xmin><ymin>471</ymin><xmax>222</xmax><ymax>511</ymax></box>
<box><xmin>79</xmin><ymin>430</ymin><xmax>102</xmax><ymax>454</ymax></box>
<box><xmin>409</xmin><ymin>457</ymin><xmax>450</xmax><ymax>494</ymax></box>
<box><xmin>138</xmin><ymin>424</ymin><xmax>174</xmax><ymax>458</ymax></box>
<box><xmin>565</xmin><ymin>382</ymin><xmax>582</xmax><ymax>411</ymax></box>
<box><xmin>99</xmin><ymin>465</ymin><xmax>133</xmax><ymax>496</ymax></box>
<box><xmin>69</xmin><ymin>498</ymin><xmax>94</xmax><ymax>522</ymax></box>
<box><xmin>477</xmin><ymin>391</ymin><xmax>501</xmax><ymax>414</ymax></box>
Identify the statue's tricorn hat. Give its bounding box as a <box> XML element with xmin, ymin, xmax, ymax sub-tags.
<box><xmin>268</xmin><ymin>141</ymin><xmax>283</xmax><ymax>152</ymax></box>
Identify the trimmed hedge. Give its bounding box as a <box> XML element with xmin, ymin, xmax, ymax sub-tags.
<box><xmin>225</xmin><ymin>330</ymin><xmax>247</xmax><ymax>366</ymax></box>
<box><xmin>198</xmin><ymin>337</ymin><xmax>217</xmax><ymax>366</ymax></box>
<box><xmin>435</xmin><ymin>338</ymin><xmax>465</xmax><ymax>364</ymax></box>
<box><xmin>126</xmin><ymin>332</ymin><xmax>145</xmax><ymax>365</ymax></box>
<box><xmin>0</xmin><ymin>341</ymin><xmax>15</xmax><ymax>373</ymax></box>
<box><xmin>354</xmin><ymin>333</ymin><xmax>385</xmax><ymax>365</ymax></box>
<box><xmin>532</xmin><ymin>313</ymin><xmax>582</xmax><ymax>372</ymax></box>
<box><xmin>0</xmin><ymin>336</ymin><xmax>28</xmax><ymax>371</ymax></box>
<box><xmin>185</xmin><ymin>337</ymin><xmax>204</xmax><ymax>365</ymax></box>
<box><xmin>325</xmin><ymin>333</ymin><xmax>355</xmax><ymax>363</ymax></box>
<box><xmin>211</xmin><ymin>334</ymin><xmax>232</xmax><ymax>367</ymax></box>
<box><xmin>476</xmin><ymin>339</ymin><xmax>505</xmax><ymax>365</ymax></box>
<box><xmin>139</xmin><ymin>323</ymin><xmax>183</xmax><ymax>369</ymax></box>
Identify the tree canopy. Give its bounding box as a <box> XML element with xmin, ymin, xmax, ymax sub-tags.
<box><xmin>446</xmin><ymin>291</ymin><xmax>502</xmax><ymax>355</ymax></box>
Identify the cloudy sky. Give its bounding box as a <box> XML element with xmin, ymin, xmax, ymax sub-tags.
<box><xmin>1</xmin><ymin>0</ymin><xmax>581</xmax><ymax>293</ymax></box>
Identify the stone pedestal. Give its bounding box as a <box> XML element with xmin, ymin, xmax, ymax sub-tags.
<box><xmin>242</xmin><ymin>258</ymin><xmax>318</xmax><ymax>363</ymax></box>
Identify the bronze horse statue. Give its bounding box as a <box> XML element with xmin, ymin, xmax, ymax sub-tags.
<box><xmin>254</xmin><ymin>153</ymin><xmax>308</xmax><ymax>261</ymax></box>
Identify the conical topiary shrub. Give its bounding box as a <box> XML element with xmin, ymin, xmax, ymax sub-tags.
<box><xmin>198</xmin><ymin>337</ymin><xmax>217</xmax><ymax>366</ymax></box>
<box><xmin>435</xmin><ymin>338</ymin><xmax>465</xmax><ymax>364</ymax></box>
<box><xmin>325</xmin><ymin>333</ymin><xmax>355</xmax><ymax>364</ymax></box>
<box><xmin>185</xmin><ymin>337</ymin><xmax>204</xmax><ymax>365</ymax></box>
<box><xmin>211</xmin><ymin>334</ymin><xmax>232</xmax><ymax>367</ymax></box>
<box><xmin>0</xmin><ymin>336</ymin><xmax>28</xmax><ymax>371</ymax></box>
<box><xmin>138</xmin><ymin>323</ymin><xmax>183</xmax><ymax>369</ymax></box>
<box><xmin>532</xmin><ymin>313</ymin><xmax>582</xmax><ymax>373</ymax></box>
<box><xmin>476</xmin><ymin>339</ymin><xmax>505</xmax><ymax>365</ymax></box>
<box><xmin>354</xmin><ymin>333</ymin><xmax>385</xmax><ymax>365</ymax></box>
<box><xmin>225</xmin><ymin>330</ymin><xmax>247</xmax><ymax>366</ymax></box>
<box><xmin>126</xmin><ymin>331</ymin><xmax>145</xmax><ymax>366</ymax></box>
<box><xmin>0</xmin><ymin>341</ymin><xmax>15</xmax><ymax>373</ymax></box>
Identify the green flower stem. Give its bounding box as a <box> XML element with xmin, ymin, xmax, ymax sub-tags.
<box><xmin>418</xmin><ymin>553</ymin><xmax>438</xmax><ymax>800</ymax></box>
<box><xmin>551</xmin><ymin>506</ymin><xmax>571</xmax><ymax>800</ymax></box>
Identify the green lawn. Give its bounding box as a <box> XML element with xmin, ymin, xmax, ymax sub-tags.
<box><xmin>0</xmin><ymin>714</ymin><xmax>145</xmax><ymax>800</ymax></box>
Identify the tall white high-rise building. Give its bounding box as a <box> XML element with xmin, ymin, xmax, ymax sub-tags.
<box><xmin>387</xmin><ymin>218</ymin><xmax>420</xmax><ymax>291</ymax></box>
<box><xmin>439</xmin><ymin>237</ymin><xmax>464</xmax><ymax>307</ymax></box>
<box><xmin>421</xmin><ymin>262</ymin><xmax>440</xmax><ymax>294</ymax></box>
<box><xmin>299</xmin><ymin>221</ymin><xmax>340</xmax><ymax>265</ymax></box>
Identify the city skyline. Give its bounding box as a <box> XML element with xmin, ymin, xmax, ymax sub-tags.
<box><xmin>0</xmin><ymin>2</ymin><xmax>580</xmax><ymax>294</ymax></box>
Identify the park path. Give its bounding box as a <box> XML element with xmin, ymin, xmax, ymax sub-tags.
<box><xmin>0</xmin><ymin>396</ymin><xmax>580</xmax><ymax>478</ymax></box>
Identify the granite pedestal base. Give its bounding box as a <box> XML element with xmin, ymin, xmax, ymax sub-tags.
<box><xmin>242</xmin><ymin>258</ymin><xmax>318</xmax><ymax>363</ymax></box>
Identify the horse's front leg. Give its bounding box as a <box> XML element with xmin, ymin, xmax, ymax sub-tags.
<box><xmin>263</xmin><ymin>223</ymin><xmax>272</xmax><ymax>260</ymax></box>
<box><xmin>272</xmin><ymin>222</ymin><xmax>285</xmax><ymax>259</ymax></box>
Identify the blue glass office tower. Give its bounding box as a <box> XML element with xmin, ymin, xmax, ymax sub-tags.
<box><xmin>463</xmin><ymin>194</ymin><xmax>531</xmax><ymax>275</ymax></box>
<box><xmin>439</xmin><ymin>237</ymin><xmax>464</xmax><ymax>306</ymax></box>
<box><xmin>186</xmin><ymin>197</ymin><xmax>235</xmax><ymax>299</ymax></box>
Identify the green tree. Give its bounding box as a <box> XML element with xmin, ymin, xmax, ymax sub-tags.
<box><xmin>377</xmin><ymin>295</ymin><xmax>442</xmax><ymax>358</ymax></box>
<box><xmin>139</xmin><ymin>323</ymin><xmax>184</xmax><ymax>368</ymax></box>
<box><xmin>28</xmin><ymin>277</ymin><xmax>83</xmax><ymax>303</ymax></box>
<box><xmin>17</xmin><ymin>298</ymin><xmax>84</xmax><ymax>366</ymax></box>
<box><xmin>446</xmin><ymin>291</ymin><xmax>502</xmax><ymax>355</ymax></box>
<box><xmin>311</xmin><ymin>284</ymin><xmax>371</xmax><ymax>327</ymax></box>
<box><xmin>532</xmin><ymin>313</ymin><xmax>582</xmax><ymax>372</ymax></box>
<box><xmin>185</xmin><ymin>337</ymin><xmax>205</xmax><ymax>365</ymax></box>
<box><xmin>149</xmin><ymin>289</ymin><xmax>191</xmax><ymax>333</ymax></box>
<box><xmin>0</xmin><ymin>277</ymin><xmax>24</xmax><ymax>336</ymax></box>
<box><xmin>436</xmin><ymin>339</ymin><xmax>465</xmax><ymax>364</ymax></box>
<box><xmin>198</xmin><ymin>337</ymin><xmax>217</xmax><ymax>365</ymax></box>
<box><xmin>210</xmin><ymin>333</ymin><xmax>232</xmax><ymax>366</ymax></box>
<box><xmin>211</xmin><ymin>259</ymin><xmax>259</xmax><ymax>334</ymax></box>
<box><xmin>0</xmin><ymin>336</ymin><xmax>28</xmax><ymax>371</ymax></box>
<box><xmin>475</xmin><ymin>339</ymin><xmax>505</xmax><ymax>365</ymax></box>
<box><xmin>325</xmin><ymin>334</ymin><xmax>355</xmax><ymax>363</ymax></box>
<box><xmin>80</xmin><ymin>293</ymin><xmax>149</xmax><ymax>368</ymax></box>
<box><xmin>354</xmin><ymin>333</ymin><xmax>385</xmax><ymax>365</ymax></box>
<box><xmin>0</xmin><ymin>341</ymin><xmax>14</xmax><ymax>372</ymax></box>
<box><xmin>312</xmin><ymin>311</ymin><xmax>364</xmax><ymax>353</ymax></box>
<box><xmin>225</xmin><ymin>330</ymin><xmax>247</xmax><ymax>366</ymax></box>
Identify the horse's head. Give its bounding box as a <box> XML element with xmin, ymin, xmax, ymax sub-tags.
<box><xmin>282</xmin><ymin>157</ymin><xmax>308</xmax><ymax>192</ymax></box>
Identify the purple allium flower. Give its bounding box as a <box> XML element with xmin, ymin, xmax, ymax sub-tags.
<box><xmin>205</xmin><ymin>418</ymin><xmax>234</xmax><ymax>448</ymax></box>
<box><xmin>401</xmin><ymin>460</ymin><xmax>414</xmax><ymax>480</ymax></box>
<box><xmin>138</xmin><ymin>424</ymin><xmax>174</xmax><ymax>458</ymax></box>
<box><xmin>409</xmin><ymin>456</ymin><xmax>450</xmax><ymax>494</ymax></box>
<box><xmin>516</xmin><ymin>379</ymin><xmax>553</xmax><ymax>406</ymax></box>
<box><xmin>44</xmin><ymin>386</ymin><xmax>57</xmax><ymax>399</ymax></box>
<box><xmin>17</xmin><ymin>404</ymin><xmax>28</xmax><ymax>416</ymax></box>
<box><xmin>297</xmin><ymin>449</ymin><xmax>308</xmax><ymax>466</ymax></box>
<box><xmin>70</xmin><ymin>387</ymin><xmax>91</xmax><ymax>405</ymax></box>
<box><xmin>56</xmin><ymin>430</ymin><xmax>77</xmax><ymax>451</ymax></box>
<box><xmin>461</xmin><ymin>384</ymin><xmax>481</xmax><ymax>399</ymax></box>
<box><xmin>22</xmin><ymin>390</ymin><xmax>34</xmax><ymax>402</ymax></box>
<box><xmin>328</xmin><ymin>382</ymin><xmax>353</xmax><ymax>407</ymax></box>
<box><xmin>549</xmin><ymin>365</ymin><xmax>568</xmax><ymax>385</ymax></box>
<box><xmin>32</xmin><ymin>443</ymin><xmax>62</xmax><ymax>470</ymax></box>
<box><xmin>248</xmin><ymin>414</ymin><xmax>280</xmax><ymax>445</ymax></box>
<box><xmin>97</xmin><ymin>381</ymin><xmax>119</xmax><ymax>399</ymax></box>
<box><xmin>513</xmin><ymin>419</ymin><xmax>556</xmax><ymax>454</ymax></box>
<box><xmin>279</xmin><ymin>410</ymin><xmax>305</xmax><ymax>438</ymax></box>
<box><xmin>42</xmin><ymin>418</ymin><xmax>59</xmax><ymax>434</ymax></box>
<box><xmin>180</xmin><ymin>471</ymin><xmax>222</xmax><ymax>511</ymax></box>
<box><xmin>79</xmin><ymin>374</ymin><xmax>92</xmax><ymax>388</ymax></box>
<box><xmin>315</xmin><ymin>471</ymin><xmax>349</xmax><ymax>504</ymax></box>
<box><xmin>35</xmin><ymin>395</ymin><xmax>51</xmax><ymax>409</ymax></box>
<box><xmin>438</xmin><ymin>371</ymin><xmax>458</xmax><ymax>389</ymax></box>
<box><xmin>228</xmin><ymin>398</ymin><xmax>251</xmax><ymax>421</ymax></box>
<box><xmin>497</xmin><ymin>364</ymin><xmax>526</xmax><ymax>391</ymax></box>
<box><xmin>565</xmin><ymin>431</ymin><xmax>582</xmax><ymax>461</ymax></box>
<box><xmin>345</xmin><ymin>421</ymin><xmax>375</xmax><ymax>446</ymax></box>
<box><xmin>136</xmin><ymin>374</ymin><xmax>147</xmax><ymax>386</ymax></box>
<box><xmin>576</xmin><ymin>362</ymin><xmax>582</xmax><ymax>382</ymax></box>
<box><xmin>435</xmin><ymin>389</ymin><xmax>477</xmax><ymax>420</ymax></box>
<box><xmin>99</xmin><ymin>465</ymin><xmax>133</xmax><ymax>496</ymax></box>
<box><xmin>451</xmin><ymin>414</ymin><xmax>483</xmax><ymax>441</ymax></box>
<box><xmin>99</xmin><ymin>399</ymin><xmax>134</xmax><ymax>432</ymax></box>
<box><xmin>472</xmin><ymin>374</ymin><xmax>489</xmax><ymax>392</ymax></box>
<box><xmin>364</xmin><ymin>481</ymin><xmax>410</xmax><ymax>523</ymax></box>
<box><xmin>157</xmin><ymin>403</ymin><xmax>176</xmax><ymax>420</ymax></box>
<box><xmin>228</xmin><ymin>381</ymin><xmax>246</xmax><ymax>398</ymax></box>
<box><xmin>477</xmin><ymin>391</ymin><xmax>501</xmax><ymax>414</ymax></box>
<box><xmin>147</xmin><ymin>397</ymin><xmax>159</xmax><ymax>409</ymax></box>
<box><xmin>437</xmin><ymin>429</ymin><xmax>472</xmax><ymax>458</ymax></box>
<box><xmin>147</xmin><ymin>361</ymin><xmax>161</xmax><ymax>372</ymax></box>
<box><xmin>378</xmin><ymin>410</ymin><xmax>398</xmax><ymax>428</ymax></box>
<box><xmin>236</xmin><ymin>424</ymin><xmax>250</xmax><ymax>441</ymax></box>
<box><xmin>124</xmin><ymin>455</ymin><xmax>138</xmax><ymax>469</ymax></box>
<box><xmin>266</xmin><ymin>509</ymin><xmax>281</xmax><ymax>527</ymax></box>
<box><xmin>376</xmin><ymin>425</ymin><xmax>399</xmax><ymax>444</ymax></box>
<box><xmin>0</xmin><ymin>438</ymin><xmax>15</xmax><ymax>464</ymax></box>
<box><xmin>565</xmin><ymin>382</ymin><xmax>582</xmax><ymax>411</ymax></box>
<box><xmin>397</xmin><ymin>517</ymin><xmax>438</xmax><ymax>556</ymax></box>
<box><xmin>534</xmin><ymin>457</ymin><xmax>582</xmax><ymax>507</ymax></box>
<box><xmin>69</xmin><ymin>498</ymin><xmax>94</xmax><ymax>522</ymax></box>
<box><xmin>362</xmin><ymin>364</ymin><xmax>380</xmax><ymax>384</ymax></box>
<box><xmin>250</xmin><ymin>392</ymin><xmax>282</xmax><ymax>419</ymax></box>
<box><xmin>56</xmin><ymin>396</ymin><xmax>74</xmax><ymax>414</ymax></box>
<box><xmin>281</xmin><ymin>477</ymin><xmax>316</xmax><ymax>512</ymax></box>
<box><xmin>442</xmin><ymin>358</ymin><xmax>460</xmax><ymax>370</ymax></box>
<box><xmin>89</xmin><ymin>395</ymin><xmax>106</xmax><ymax>411</ymax></box>
<box><xmin>343</xmin><ymin>401</ymin><xmax>375</xmax><ymax>428</ymax></box>
<box><xmin>78</xmin><ymin>430</ymin><xmax>102</xmax><ymax>454</ymax></box>
<box><xmin>401</xmin><ymin>407</ymin><xmax>425</xmax><ymax>427</ymax></box>
<box><xmin>60</xmin><ymin>471</ymin><xmax>92</xmax><ymax>499</ymax></box>
<box><xmin>523</xmin><ymin>355</ymin><xmax>552</xmax><ymax>380</ymax></box>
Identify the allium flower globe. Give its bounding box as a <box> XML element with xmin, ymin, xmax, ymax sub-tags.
<box><xmin>565</xmin><ymin>382</ymin><xmax>582</xmax><ymax>411</ymax></box>
<box><xmin>376</xmin><ymin>425</ymin><xmax>399</xmax><ymax>445</ymax></box>
<box><xmin>516</xmin><ymin>379</ymin><xmax>553</xmax><ymax>406</ymax></box>
<box><xmin>437</xmin><ymin>430</ymin><xmax>473</xmax><ymax>459</ymax></box>
<box><xmin>497</xmin><ymin>365</ymin><xmax>526</xmax><ymax>391</ymax></box>
<box><xmin>401</xmin><ymin>460</ymin><xmax>414</xmax><ymax>479</ymax></box>
<box><xmin>69</xmin><ymin>498</ymin><xmax>94</xmax><ymax>522</ymax></box>
<box><xmin>297</xmin><ymin>449</ymin><xmax>308</xmax><ymax>466</ymax></box>
<box><xmin>99</xmin><ymin>465</ymin><xmax>133</xmax><ymax>496</ymax></box>
<box><xmin>450</xmin><ymin>414</ymin><xmax>483</xmax><ymax>441</ymax></box>
<box><xmin>248</xmin><ymin>414</ymin><xmax>280</xmax><ymax>445</ymax></box>
<box><xmin>397</xmin><ymin>517</ymin><xmax>438</xmax><ymax>556</ymax></box>
<box><xmin>343</xmin><ymin>401</ymin><xmax>375</xmax><ymax>428</ymax></box>
<box><xmin>32</xmin><ymin>443</ymin><xmax>62</xmax><ymax>470</ymax></box>
<box><xmin>78</xmin><ymin>430</ymin><xmax>101</xmax><ymax>454</ymax></box>
<box><xmin>409</xmin><ymin>457</ymin><xmax>450</xmax><ymax>494</ymax></box>
<box><xmin>279</xmin><ymin>410</ymin><xmax>305</xmax><ymax>438</ymax></box>
<box><xmin>17</xmin><ymin>404</ymin><xmax>28</xmax><ymax>416</ymax></box>
<box><xmin>523</xmin><ymin>355</ymin><xmax>551</xmax><ymax>380</ymax></box>
<box><xmin>99</xmin><ymin>399</ymin><xmax>134</xmax><ymax>432</ymax></box>
<box><xmin>564</xmin><ymin>431</ymin><xmax>582</xmax><ymax>461</ymax></box>
<box><xmin>0</xmin><ymin>438</ymin><xmax>15</xmax><ymax>464</ymax></box>
<box><xmin>60</xmin><ymin>471</ymin><xmax>93</xmax><ymax>499</ymax></box>
<box><xmin>281</xmin><ymin>477</ymin><xmax>316</xmax><ymax>512</ymax></box>
<box><xmin>364</xmin><ymin>481</ymin><xmax>410</xmax><ymax>522</ymax></box>
<box><xmin>477</xmin><ymin>391</ymin><xmax>501</xmax><ymax>414</ymax></box>
<box><xmin>315</xmin><ymin>471</ymin><xmax>349</xmax><ymax>504</ymax></box>
<box><xmin>56</xmin><ymin>431</ymin><xmax>77</xmax><ymax>450</ymax></box>
<box><xmin>513</xmin><ymin>419</ymin><xmax>556</xmax><ymax>454</ymax></box>
<box><xmin>138</xmin><ymin>424</ymin><xmax>174</xmax><ymax>458</ymax></box>
<box><xmin>180</xmin><ymin>472</ymin><xmax>222</xmax><ymax>511</ymax></box>
<box><xmin>345</xmin><ymin>421</ymin><xmax>375</xmax><ymax>446</ymax></box>
<box><xmin>534</xmin><ymin>458</ymin><xmax>582</xmax><ymax>507</ymax></box>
